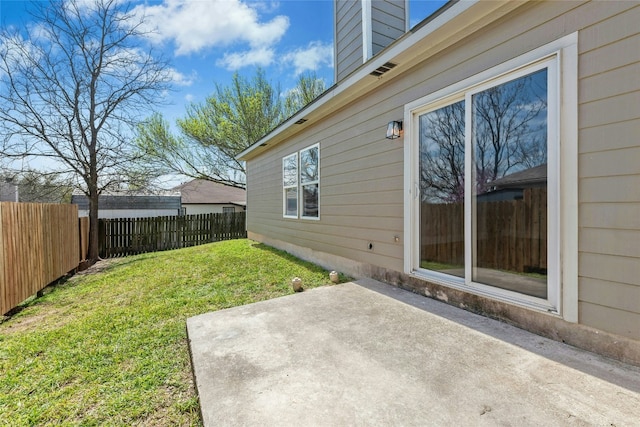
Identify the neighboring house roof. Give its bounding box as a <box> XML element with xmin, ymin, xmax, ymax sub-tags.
<box><xmin>173</xmin><ymin>179</ymin><xmax>246</xmax><ymax>206</ymax></box>
<box><xmin>488</xmin><ymin>164</ymin><xmax>547</xmax><ymax>190</ymax></box>
<box><xmin>71</xmin><ymin>193</ymin><xmax>181</xmax><ymax>211</ymax></box>
<box><xmin>237</xmin><ymin>0</ymin><xmax>524</xmax><ymax>162</ymax></box>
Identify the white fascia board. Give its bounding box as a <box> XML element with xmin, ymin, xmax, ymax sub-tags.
<box><xmin>238</xmin><ymin>0</ymin><xmax>519</xmax><ymax>161</ymax></box>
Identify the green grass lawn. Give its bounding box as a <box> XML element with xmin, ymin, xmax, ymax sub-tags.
<box><xmin>0</xmin><ymin>239</ymin><xmax>343</xmax><ymax>426</ymax></box>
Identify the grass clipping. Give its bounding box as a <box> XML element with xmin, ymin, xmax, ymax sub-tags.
<box><xmin>0</xmin><ymin>239</ymin><xmax>339</xmax><ymax>426</ymax></box>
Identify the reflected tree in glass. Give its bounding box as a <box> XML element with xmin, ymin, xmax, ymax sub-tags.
<box><xmin>283</xmin><ymin>153</ymin><xmax>298</xmax><ymax>216</ymax></box>
<box><xmin>300</xmin><ymin>146</ymin><xmax>318</xmax><ymax>184</ymax></box>
<box><xmin>419</xmin><ymin>100</ymin><xmax>465</xmax><ymax>276</ymax></box>
<box><xmin>300</xmin><ymin>146</ymin><xmax>319</xmax><ymax>218</ymax></box>
<box><xmin>420</xmin><ymin>101</ymin><xmax>466</xmax><ymax>203</ymax></box>
<box><xmin>472</xmin><ymin>68</ymin><xmax>548</xmax><ymax>297</ymax></box>
<box><xmin>473</xmin><ymin>70</ymin><xmax>548</xmax><ymax>193</ymax></box>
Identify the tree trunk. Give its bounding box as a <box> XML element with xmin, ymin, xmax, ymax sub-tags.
<box><xmin>87</xmin><ymin>186</ymin><xmax>100</xmax><ymax>263</ymax></box>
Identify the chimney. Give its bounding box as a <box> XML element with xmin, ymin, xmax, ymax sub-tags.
<box><xmin>334</xmin><ymin>0</ymin><xmax>408</xmax><ymax>82</ymax></box>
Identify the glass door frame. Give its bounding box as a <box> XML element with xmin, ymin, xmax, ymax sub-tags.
<box><xmin>465</xmin><ymin>58</ymin><xmax>559</xmax><ymax>310</ymax></box>
<box><xmin>403</xmin><ymin>33</ymin><xmax>579</xmax><ymax>319</ymax></box>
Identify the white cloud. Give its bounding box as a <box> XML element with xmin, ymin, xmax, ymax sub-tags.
<box><xmin>251</xmin><ymin>1</ymin><xmax>281</xmax><ymax>14</ymax></box>
<box><xmin>282</xmin><ymin>41</ymin><xmax>333</xmax><ymax>75</ymax></box>
<box><xmin>64</xmin><ymin>0</ymin><xmax>130</xmax><ymax>16</ymax></box>
<box><xmin>27</xmin><ymin>22</ymin><xmax>51</xmax><ymax>43</ymax></box>
<box><xmin>216</xmin><ymin>46</ymin><xmax>275</xmax><ymax>70</ymax></box>
<box><xmin>133</xmin><ymin>0</ymin><xmax>289</xmax><ymax>56</ymax></box>
<box><xmin>167</xmin><ymin>68</ymin><xmax>196</xmax><ymax>87</ymax></box>
<box><xmin>184</xmin><ymin>93</ymin><xmax>194</xmax><ymax>102</ymax></box>
<box><xmin>0</xmin><ymin>33</ymin><xmax>42</xmax><ymax>78</ymax></box>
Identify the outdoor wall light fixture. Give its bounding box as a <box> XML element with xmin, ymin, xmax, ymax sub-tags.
<box><xmin>386</xmin><ymin>120</ymin><xmax>403</xmax><ymax>139</ymax></box>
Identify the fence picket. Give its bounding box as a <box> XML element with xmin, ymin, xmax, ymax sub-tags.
<box><xmin>98</xmin><ymin>212</ymin><xmax>246</xmax><ymax>258</ymax></box>
<box><xmin>0</xmin><ymin>202</ymin><xmax>85</xmax><ymax>315</ymax></box>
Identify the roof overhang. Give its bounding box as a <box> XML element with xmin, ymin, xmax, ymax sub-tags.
<box><xmin>237</xmin><ymin>0</ymin><xmax>525</xmax><ymax>162</ymax></box>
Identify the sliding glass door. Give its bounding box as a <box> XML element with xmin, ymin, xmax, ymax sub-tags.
<box><xmin>416</xmin><ymin>60</ymin><xmax>555</xmax><ymax>302</ymax></box>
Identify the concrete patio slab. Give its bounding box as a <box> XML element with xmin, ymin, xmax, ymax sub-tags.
<box><xmin>187</xmin><ymin>279</ymin><xmax>640</xmax><ymax>426</ymax></box>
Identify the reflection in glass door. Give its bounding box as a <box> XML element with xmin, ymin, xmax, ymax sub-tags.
<box><xmin>471</xmin><ymin>68</ymin><xmax>548</xmax><ymax>298</ymax></box>
<box><xmin>418</xmin><ymin>65</ymin><xmax>551</xmax><ymax>300</ymax></box>
<box><xmin>419</xmin><ymin>100</ymin><xmax>465</xmax><ymax>278</ymax></box>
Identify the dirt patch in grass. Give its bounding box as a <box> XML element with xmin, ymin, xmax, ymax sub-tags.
<box><xmin>74</xmin><ymin>258</ymin><xmax>123</xmax><ymax>277</ymax></box>
<box><xmin>1</xmin><ymin>307</ymin><xmax>63</xmax><ymax>334</ymax></box>
<box><xmin>0</xmin><ymin>260</ymin><xmax>121</xmax><ymax>331</ymax></box>
<box><xmin>1</xmin><ymin>258</ymin><xmax>122</xmax><ymax>328</ymax></box>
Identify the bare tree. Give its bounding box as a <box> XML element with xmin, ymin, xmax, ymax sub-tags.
<box><xmin>420</xmin><ymin>70</ymin><xmax>547</xmax><ymax>202</ymax></box>
<box><xmin>420</xmin><ymin>100</ymin><xmax>466</xmax><ymax>203</ymax></box>
<box><xmin>473</xmin><ymin>71</ymin><xmax>547</xmax><ymax>194</ymax></box>
<box><xmin>0</xmin><ymin>0</ymin><xmax>171</xmax><ymax>262</ymax></box>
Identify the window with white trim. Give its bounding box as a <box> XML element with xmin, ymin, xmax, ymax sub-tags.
<box><xmin>404</xmin><ymin>34</ymin><xmax>578</xmax><ymax>317</ymax></box>
<box><xmin>283</xmin><ymin>144</ymin><xmax>320</xmax><ymax>219</ymax></box>
<box><xmin>300</xmin><ymin>144</ymin><xmax>319</xmax><ymax>219</ymax></box>
<box><xmin>283</xmin><ymin>152</ymin><xmax>298</xmax><ymax>218</ymax></box>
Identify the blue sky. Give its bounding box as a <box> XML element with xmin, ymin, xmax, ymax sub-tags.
<box><xmin>0</xmin><ymin>0</ymin><xmax>448</xmax><ymax>126</ymax></box>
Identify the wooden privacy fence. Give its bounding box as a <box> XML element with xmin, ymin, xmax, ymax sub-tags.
<box><xmin>1</xmin><ymin>202</ymin><xmax>87</xmax><ymax>315</ymax></box>
<box><xmin>421</xmin><ymin>188</ymin><xmax>547</xmax><ymax>273</ymax></box>
<box><xmin>99</xmin><ymin>212</ymin><xmax>247</xmax><ymax>258</ymax></box>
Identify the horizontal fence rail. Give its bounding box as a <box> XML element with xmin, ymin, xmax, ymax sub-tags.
<box><xmin>1</xmin><ymin>202</ymin><xmax>84</xmax><ymax>315</ymax></box>
<box><xmin>98</xmin><ymin>212</ymin><xmax>247</xmax><ymax>258</ymax></box>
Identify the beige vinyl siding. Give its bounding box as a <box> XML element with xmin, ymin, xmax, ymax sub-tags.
<box><xmin>335</xmin><ymin>0</ymin><xmax>363</xmax><ymax>81</ymax></box>
<box><xmin>576</xmin><ymin>2</ymin><xmax>640</xmax><ymax>338</ymax></box>
<box><xmin>580</xmin><ymin>278</ymin><xmax>640</xmax><ymax>319</ymax></box>
<box><xmin>580</xmin><ymin>34</ymin><xmax>640</xmax><ymax>79</ymax></box>
<box><xmin>248</xmin><ymin>81</ymin><xmax>407</xmax><ymax>269</ymax></box>
<box><xmin>579</xmin><ymin>175</ymin><xmax>640</xmax><ymax>203</ymax></box>
<box><xmin>371</xmin><ymin>0</ymin><xmax>405</xmax><ymax>56</ymax></box>
<box><xmin>579</xmin><ymin>147</ymin><xmax>640</xmax><ymax>178</ymax></box>
<box><xmin>579</xmin><ymin>202</ymin><xmax>640</xmax><ymax>230</ymax></box>
<box><xmin>578</xmin><ymin>302</ymin><xmax>640</xmax><ymax>339</ymax></box>
<box><xmin>247</xmin><ymin>1</ymin><xmax>640</xmax><ymax>339</ymax></box>
<box><xmin>580</xmin><ymin>119</ymin><xmax>640</xmax><ymax>153</ymax></box>
<box><xmin>580</xmin><ymin>91</ymin><xmax>639</xmax><ymax>128</ymax></box>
